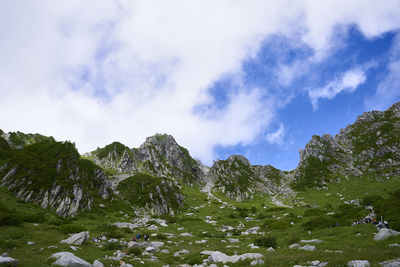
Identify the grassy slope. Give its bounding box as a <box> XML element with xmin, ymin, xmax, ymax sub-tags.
<box><xmin>1</xmin><ymin>174</ymin><xmax>400</xmax><ymax>266</ymax></box>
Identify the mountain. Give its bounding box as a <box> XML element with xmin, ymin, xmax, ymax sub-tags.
<box><xmin>209</xmin><ymin>155</ymin><xmax>293</xmax><ymax>201</ymax></box>
<box><xmin>86</xmin><ymin>134</ymin><xmax>206</xmax><ymax>185</ymax></box>
<box><xmin>0</xmin><ymin>139</ymin><xmax>110</xmax><ymax>217</ymax></box>
<box><xmin>294</xmin><ymin>101</ymin><xmax>400</xmax><ymax>188</ymax></box>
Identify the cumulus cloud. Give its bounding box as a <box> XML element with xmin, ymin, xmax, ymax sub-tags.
<box><xmin>308</xmin><ymin>68</ymin><xmax>367</xmax><ymax>110</ymax></box>
<box><xmin>0</xmin><ymin>1</ymin><xmax>400</xmax><ymax>164</ymax></box>
<box><xmin>266</xmin><ymin>123</ymin><xmax>286</xmax><ymax>146</ymax></box>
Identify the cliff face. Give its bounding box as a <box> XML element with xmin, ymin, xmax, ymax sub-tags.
<box><xmin>0</xmin><ymin>141</ymin><xmax>110</xmax><ymax>217</ymax></box>
<box><xmin>87</xmin><ymin>134</ymin><xmax>205</xmax><ymax>185</ymax></box>
<box><xmin>209</xmin><ymin>155</ymin><xmax>293</xmax><ymax>201</ymax></box>
<box><xmin>295</xmin><ymin>102</ymin><xmax>400</xmax><ymax>188</ymax></box>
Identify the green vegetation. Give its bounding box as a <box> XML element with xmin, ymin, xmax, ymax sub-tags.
<box><xmin>0</xmin><ymin>140</ymin><xmax>105</xmax><ymax>195</ymax></box>
<box><xmin>117</xmin><ymin>173</ymin><xmax>183</xmax><ymax>212</ymax></box>
<box><xmin>94</xmin><ymin>141</ymin><xmax>130</xmax><ymax>159</ymax></box>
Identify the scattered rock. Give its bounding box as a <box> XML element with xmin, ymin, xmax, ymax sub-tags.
<box><xmin>49</xmin><ymin>252</ymin><xmax>91</xmax><ymax>267</ymax></box>
<box><xmin>379</xmin><ymin>258</ymin><xmax>400</xmax><ymax>267</ymax></box>
<box><xmin>93</xmin><ymin>260</ymin><xmax>105</xmax><ymax>267</ymax></box>
<box><xmin>299</xmin><ymin>245</ymin><xmax>316</xmax><ymax>251</ymax></box>
<box><xmin>289</xmin><ymin>243</ymin><xmax>300</xmax><ymax>249</ymax></box>
<box><xmin>99</xmin><ymin>204</ymin><xmax>105</xmax><ymax>208</ymax></box>
<box><xmin>27</xmin><ymin>241</ymin><xmax>35</xmax><ymax>245</ymax></box>
<box><xmin>180</xmin><ymin>232</ymin><xmax>192</xmax><ymax>237</ymax></box>
<box><xmin>267</xmin><ymin>247</ymin><xmax>275</xmax><ymax>252</ymax></box>
<box><xmin>173</xmin><ymin>249</ymin><xmax>190</xmax><ymax>257</ymax></box>
<box><xmin>348</xmin><ymin>260</ymin><xmax>370</xmax><ymax>267</ymax></box>
<box><xmin>246</xmin><ymin>226</ymin><xmax>260</xmax><ymax>234</ymax></box>
<box><xmin>389</xmin><ymin>243</ymin><xmax>399</xmax><ymax>247</ymax></box>
<box><xmin>374</xmin><ymin>228</ymin><xmax>400</xmax><ymax>241</ymax></box>
<box><xmin>145</xmin><ymin>246</ymin><xmax>156</xmax><ymax>253</ymax></box>
<box><xmin>250</xmin><ymin>259</ymin><xmax>265</xmax><ymax>265</ymax></box>
<box><xmin>195</xmin><ymin>240</ymin><xmax>208</xmax><ymax>244</ymax></box>
<box><xmin>160</xmin><ymin>249</ymin><xmax>170</xmax><ymax>254</ymax></box>
<box><xmin>0</xmin><ymin>256</ymin><xmax>18</xmax><ymax>266</ymax></box>
<box><xmin>227</xmin><ymin>238</ymin><xmax>239</xmax><ymax>243</ymax></box>
<box><xmin>201</xmin><ymin>251</ymin><xmax>263</xmax><ymax>264</ymax></box>
<box><xmin>300</xmin><ymin>239</ymin><xmax>323</xmax><ymax>243</ymax></box>
<box><xmin>60</xmin><ymin>231</ymin><xmax>89</xmax><ymax>245</ymax></box>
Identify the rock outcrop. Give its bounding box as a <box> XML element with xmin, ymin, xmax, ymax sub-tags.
<box><xmin>116</xmin><ymin>173</ymin><xmax>184</xmax><ymax>215</ymax></box>
<box><xmin>86</xmin><ymin>134</ymin><xmax>205</xmax><ymax>185</ymax></box>
<box><xmin>209</xmin><ymin>155</ymin><xmax>293</xmax><ymax>201</ymax></box>
<box><xmin>0</xmin><ymin>141</ymin><xmax>111</xmax><ymax>217</ymax></box>
<box><xmin>295</xmin><ymin>101</ymin><xmax>400</xmax><ymax>188</ymax></box>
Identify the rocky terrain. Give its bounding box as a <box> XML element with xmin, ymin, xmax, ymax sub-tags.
<box><xmin>0</xmin><ymin>102</ymin><xmax>399</xmax><ymax>266</ymax></box>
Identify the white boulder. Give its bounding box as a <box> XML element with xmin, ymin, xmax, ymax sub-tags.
<box><xmin>0</xmin><ymin>256</ymin><xmax>18</xmax><ymax>266</ymax></box>
<box><xmin>50</xmin><ymin>252</ymin><xmax>91</xmax><ymax>267</ymax></box>
<box><xmin>379</xmin><ymin>258</ymin><xmax>400</xmax><ymax>267</ymax></box>
<box><xmin>374</xmin><ymin>228</ymin><xmax>400</xmax><ymax>241</ymax></box>
<box><xmin>299</xmin><ymin>245</ymin><xmax>316</xmax><ymax>251</ymax></box>
<box><xmin>348</xmin><ymin>260</ymin><xmax>370</xmax><ymax>267</ymax></box>
<box><xmin>60</xmin><ymin>231</ymin><xmax>89</xmax><ymax>245</ymax></box>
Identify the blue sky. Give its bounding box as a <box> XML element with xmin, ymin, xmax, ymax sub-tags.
<box><xmin>1</xmin><ymin>1</ymin><xmax>400</xmax><ymax>170</ymax></box>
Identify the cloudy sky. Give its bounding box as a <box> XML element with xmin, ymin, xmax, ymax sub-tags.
<box><xmin>1</xmin><ymin>1</ymin><xmax>400</xmax><ymax>170</ymax></box>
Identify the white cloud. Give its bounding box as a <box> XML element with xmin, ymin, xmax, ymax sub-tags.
<box><xmin>266</xmin><ymin>123</ymin><xmax>286</xmax><ymax>146</ymax></box>
<box><xmin>365</xmin><ymin>34</ymin><xmax>400</xmax><ymax>111</ymax></box>
<box><xmin>308</xmin><ymin>68</ymin><xmax>367</xmax><ymax>110</ymax></box>
<box><xmin>0</xmin><ymin>1</ymin><xmax>400</xmax><ymax>165</ymax></box>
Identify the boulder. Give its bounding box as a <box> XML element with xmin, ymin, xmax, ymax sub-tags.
<box><xmin>374</xmin><ymin>228</ymin><xmax>400</xmax><ymax>241</ymax></box>
<box><xmin>246</xmin><ymin>227</ymin><xmax>260</xmax><ymax>234</ymax></box>
<box><xmin>93</xmin><ymin>260</ymin><xmax>104</xmax><ymax>267</ymax></box>
<box><xmin>289</xmin><ymin>243</ymin><xmax>300</xmax><ymax>249</ymax></box>
<box><xmin>0</xmin><ymin>256</ymin><xmax>18</xmax><ymax>266</ymax></box>
<box><xmin>201</xmin><ymin>251</ymin><xmax>263</xmax><ymax>264</ymax></box>
<box><xmin>348</xmin><ymin>260</ymin><xmax>370</xmax><ymax>267</ymax></box>
<box><xmin>50</xmin><ymin>252</ymin><xmax>91</xmax><ymax>267</ymax></box>
<box><xmin>299</xmin><ymin>245</ymin><xmax>316</xmax><ymax>251</ymax></box>
<box><xmin>379</xmin><ymin>258</ymin><xmax>400</xmax><ymax>267</ymax></box>
<box><xmin>60</xmin><ymin>231</ymin><xmax>89</xmax><ymax>245</ymax></box>
<box><xmin>300</xmin><ymin>239</ymin><xmax>323</xmax><ymax>243</ymax></box>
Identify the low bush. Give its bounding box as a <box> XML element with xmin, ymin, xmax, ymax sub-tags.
<box><xmin>59</xmin><ymin>224</ymin><xmax>86</xmax><ymax>234</ymax></box>
<box><xmin>128</xmin><ymin>247</ymin><xmax>142</xmax><ymax>256</ymax></box>
<box><xmin>103</xmin><ymin>241</ymin><xmax>123</xmax><ymax>251</ymax></box>
<box><xmin>254</xmin><ymin>235</ymin><xmax>277</xmax><ymax>248</ymax></box>
<box><xmin>301</xmin><ymin>216</ymin><xmax>336</xmax><ymax>230</ymax></box>
<box><xmin>0</xmin><ymin>213</ymin><xmax>22</xmax><ymax>226</ymax></box>
<box><xmin>96</xmin><ymin>224</ymin><xmax>124</xmax><ymax>239</ymax></box>
<box><xmin>304</xmin><ymin>208</ymin><xmax>325</xmax><ymax>217</ymax></box>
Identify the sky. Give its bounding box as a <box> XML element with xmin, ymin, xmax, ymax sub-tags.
<box><xmin>1</xmin><ymin>1</ymin><xmax>400</xmax><ymax>170</ymax></box>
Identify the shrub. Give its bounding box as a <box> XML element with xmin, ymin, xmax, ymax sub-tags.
<box><xmin>59</xmin><ymin>224</ymin><xmax>86</xmax><ymax>234</ymax></box>
<box><xmin>186</xmin><ymin>254</ymin><xmax>203</xmax><ymax>265</ymax></box>
<box><xmin>254</xmin><ymin>235</ymin><xmax>277</xmax><ymax>248</ymax></box>
<box><xmin>301</xmin><ymin>216</ymin><xmax>336</xmax><ymax>230</ymax></box>
<box><xmin>96</xmin><ymin>224</ymin><xmax>124</xmax><ymax>239</ymax></box>
<box><xmin>103</xmin><ymin>241</ymin><xmax>123</xmax><ymax>251</ymax></box>
<box><xmin>21</xmin><ymin>212</ymin><xmax>48</xmax><ymax>223</ymax></box>
<box><xmin>250</xmin><ymin>206</ymin><xmax>257</xmax><ymax>214</ymax></box>
<box><xmin>304</xmin><ymin>208</ymin><xmax>325</xmax><ymax>217</ymax></box>
<box><xmin>128</xmin><ymin>247</ymin><xmax>142</xmax><ymax>256</ymax></box>
<box><xmin>0</xmin><ymin>214</ymin><xmax>22</xmax><ymax>226</ymax></box>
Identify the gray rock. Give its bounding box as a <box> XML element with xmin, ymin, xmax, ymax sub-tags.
<box><xmin>289</xmin><ymin>243</ymin><xmax>300</xmax><ymax>249</ymax></box>
<box><xmin>93</xmin><ymin>260</ymin><xmax>104</xmax><ymax>267</ymax></box>
<box><xmin>251</xmin><ymin>259</ymin><xmax>265</xmax><ymax>265</ymax></box>
<box><xmin>299</xmin><ymin>245</ymin><xmax>316</xmax><ymax>251</ymax></box>
<box><xmin>0</xmin><ymin>256</ymin><xmax>18</xmax><ymax>266</ymax></box>
<box><xmin>173</xmin><ymin>249</ymin><xmax>190</xmax><ymax>257</ymax></box>
<box><xmin>50</xmin><ymin>252</ymin><xmax>91</xmax><ymax>267</ymax></box>
<box><xmin>145</xmin><ymin>246</ymin><xmax>156</xmax><ymax>253</ymax></box>
<box><xmin>348</xmin><ymin>260</ymin><xmax>370</xmax><ymax>267</ymax></box>
<box><xmin>380</xmin><ymin>258</ymin><xmax>400</xmax><ymax>267</ymax></box>
<box><xmin>267</xmin><ymin>247</ymin><xmax>275</xmax><ymax>251</ymax></box>
<box><xmin>374</xmin><ymin>228</ymin><xmax>400</xmax><ymax>241</ymax></box>
<box><xmin>201</xmin><ymin>251</ymin><xmax>263</xmax><ymax>264</ymax></box>
<box><xmin>300</xmin><ymin>239</ymin><xmax>323</xmax><ymax>243</ymax></box>
<box><xmin>60</xmin><ymin>231</ymin><xmax>89</xmax><ymax>245</ymax></box>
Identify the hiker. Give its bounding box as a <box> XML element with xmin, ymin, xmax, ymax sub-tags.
<box><xmin>372</xmin><ymin>217</ymin><xmax>377</xmax><ymax>225</ymax></box>
<box><xmin>131</xmin><ymin>235</ymin><xmax>137</xmax><ymax>241</ymax></box>
<box><xmin>137</xmin><ymin>233</ymin><xmax>140</xmax><ymax>239</ymax></box>
<box><xmin>378</xmin><ymin>221</ymin><xmax>383</xmax><ymax>228</ymax></box>
<box><xmin>144</xmin><ymin>234</ymin><xmax>149</xmax><ymax>241</ymax></box>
